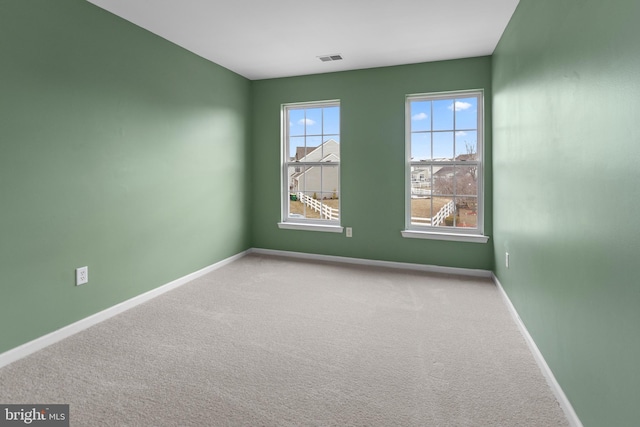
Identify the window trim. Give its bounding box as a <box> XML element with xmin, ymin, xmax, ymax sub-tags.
<box><xmin>401</xmin><ymin>229</ymin><xmax>489</xmax><ymax>243</ymax></box>
<box><xmin>279</xmin><ymin>100</ymin><xmax>341</xmax><ymax>232</ymax></box>
<box><xmin>277</xmin><ymin>222</ymin><xmax>344</xmax><ymax>233</ymax></box>
<box><xmin>402</xmin><ymin>90</ymin><xmax>488</xmax><ymax>243</ymax></box>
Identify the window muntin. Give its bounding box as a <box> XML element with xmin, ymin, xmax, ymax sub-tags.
<box><xmin>406</xmin><ymin>91</ymin><xmax>483</xmax><ymax>235</ymax></box>
<box><xmin>282</xmin><ymin>101</ymin><xmax>340</xmax><ymax>225</ymax></box>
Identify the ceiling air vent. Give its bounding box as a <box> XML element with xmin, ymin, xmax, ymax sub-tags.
<box><xmin>318</xmin><ymin>54</ymin><xmax>343</xmax><ymax>62</ymax></box>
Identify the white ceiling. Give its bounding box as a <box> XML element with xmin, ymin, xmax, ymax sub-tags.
<box><xmin>86</xmin><ymin>0</ymin><xmax>520</xmax><ymax>80</ymax></box>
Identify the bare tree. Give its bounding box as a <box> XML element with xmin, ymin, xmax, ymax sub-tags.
<box><xmin>433</xmin><ymin>143</ymin><xmax>477</xmax><ymax>195</ymax></box>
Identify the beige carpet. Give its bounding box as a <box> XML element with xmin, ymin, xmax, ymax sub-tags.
<box><xmin>0</xmin><ymin>254</ymin><xmax>569</xmax><ymax>426</ymax></box>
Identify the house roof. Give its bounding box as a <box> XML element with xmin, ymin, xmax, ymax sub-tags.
<box><xmin>295</xmin><ymin>146</ymin><xmax>317</xmax><ymax>161</ymax></box>
<box><xmin>292</xmin><ymin>139</ymin><xmax>340</xmax><ymax>164</ymax></box>
<box><xmin>434</xmin><ymin>166</ymin><xmax>455</xmax><ymax>177</ymax></box>
<box><xmin>456</xmin><ymin>153</ymin><xmax>477</xmax><ymax>161</ymax></box>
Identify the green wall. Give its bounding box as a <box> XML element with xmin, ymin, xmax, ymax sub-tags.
<box><xmin>0</xmin><ymin>0</ymin><xmax>251</xmax><ymax>354</ymax></box>
<box><xmin>7</xmin><ymin>1</ymin><xmax>635</xmax><ymax>424</ymax></box>
<box><xmin>250</xmin><ymin>58</ymin><xmax>494</xmax><ymax>269</ymax></box>
<box><xmin>492</xmin><ymin>1</ymin><xmax>640</xmax><ymax>425</ymax></box>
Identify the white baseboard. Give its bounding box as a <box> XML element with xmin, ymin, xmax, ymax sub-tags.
<box><xmin>0</xmin><ymin>250</ymin><xmax>250</xmax><ymax>370</ymax></box>
<box><xmin>249</xmin><ymin>247</ymin><xmax>493</xmax><ymax>278</ymax></box>
<box><xmin>492</xmin><ymin>273</ymin><xmax>583</xmax><ymax>427</ymax></box>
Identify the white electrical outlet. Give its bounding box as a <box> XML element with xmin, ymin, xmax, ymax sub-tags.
<box><xmin>346</xmin><ymin>227</ymin><xmax>352</xmax><ymax>237</ymax></box>
<box><xmin>505</xmin><ymin>252</ymin><xmax>510</xmax><ymax>269</ymax></box>
<box><xmin>76</xmin><ymin>266</ymin><xmax>88</xmax><ymax>286</ymax></box>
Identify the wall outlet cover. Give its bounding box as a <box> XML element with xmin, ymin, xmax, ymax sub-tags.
<box><xmin>76</xmin><ymin>266</ymin><xmax>88</xmax><ymax>286</ymax></box>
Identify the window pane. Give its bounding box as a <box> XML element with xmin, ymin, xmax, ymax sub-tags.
<box><xmin>289</xmin><ymin>192</ymin><xmax>313</xmax><ymax>219</ymax></box>
<box><xmin>433</xmin><ymin>132</ymin><xmax>454</xmax><ymax>159</ymax></box>
<box><xmin>289</xmin><ymin>109</ymin><xmax>305</xmax><ymax>136</ymax></box>
<box><xmin>456</xmin><ymin>197</ymin><xmax>478</xmax><ymax>228</ymax></box>
<box><xmin>432</xmin><ymin>166</ymin><xmax>454</xmax><ymax>196</ymax></box>
<box><xmin>455</xmin><ymin>131</ymin><xmax>478</xmax><ymax>159</ymax></box>
<box><xmin>411</xmin><ymin>197</ymin><xmax>432</xmax><ymax>225</ymax></box>
<box><xmin>411</xmin><ymin>101</ymin><xmax>431</xmax><ymax>132</ymax></box>
<box><xmin>319</xmin><ymin>192</ymin><xmax>339</xmax><ymax>220</ymax></box>
<box><xmin>288</xmin><ymin>165</ymin><xmax>306</xmax><ymax>195</ymax></box>
<box><xmin>433</xmin><ymin>99</ymin><xmax>454</xmax><ymax>130</ymax></box>
<box><xmin>289</xmin><ymin>166</ymin><xmax>339</xmax><ymax>221</ymax></box>
<box><xmin>455</xmin><ymin>166</ymin><xmax>478</xmax><ymax>196</ymax></box>
<box><xmin>289</xmin><ymin>137</ymin><xmax>324</xmax><ymax>160</ymax></box>
<box><xmin>321</xmin><ymin>138</ymin><xmax>340</xmax><ymax>161</ymax></box>
<box><xmin>289</xmin><ymin>137</ymin><xmax>306</xmax><ymax>160</ymax></box>
<box><xmin>432</xmin><ymin>197</ymin><xmax>455</xmax><ymax>227</ymax></box>
<box><xmin>323</xmin><ymin>106</ymin><xmax>340</xmax><ymax>135</ymax></box>
<box><xmin>411</xmin><ymin>165</ymin><xmax>431</xmax><ymax>197</ymax></box>
<box><xmin>307</xmin><ymin>135</ymin><xmax>322</xmax><ymax>149</ymax></box>
<box><xmin>411</xmin><ymin>132</ymin><xmax>430</xmax><ymax>160</ymax></box>
<box><xmin>318</xmin><ymin>165</ymin><xmax>339</xmax><ymax>199</ymax></box>
<box><xmin>296</xmin><ymin>166</ymin><xmax>337</xmax><ymax>196</ymax></box>
<box><xmin>291</xmin><ymin>191</ymin><xmax>339</xmax><ymax>220</ymax></box>
<box><xmin>454</xmin><ymin>97</ymin><xmax>477</xmax><ymax>130</ymax></box>
<box><xmin>305</xmin><ymin>108</ymin><xmax>322</xmax><ymax>135</ymax></box>
<box><xmin>331</xmin><ymin>166</ymin><xmax>340</xmax><ymax>204</ymax></box>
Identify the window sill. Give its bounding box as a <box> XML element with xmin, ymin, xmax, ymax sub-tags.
<box><xmin>401</xmin><ymin>230</ymin><xmax>489</xmax><ymax>243</ymax></box>
<box><xmin>278</xmin><ymin>222</ymin><xmax>344</xmax><ymax>233</ymax></box>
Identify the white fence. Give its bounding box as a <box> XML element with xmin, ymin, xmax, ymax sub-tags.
<box><xmin>297</xmin><ymin>192</ymin><xmax>339</xmax><ymax>220</ymax></box>
<box><xmin>412</xmin><ymin>188</ymin><xmax>431</xmax><ymax>197</ymax></box>
<box><xmin>411</xmin><ymin>200</ymin><xmax>455</xmax><ymax>227</ymax></box>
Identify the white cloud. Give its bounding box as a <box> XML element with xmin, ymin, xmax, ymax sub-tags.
<box><xmin>411</xmin><ymin>112</ymin><xmax>428</xmax><ymax>121</ymax></box>
<box><xmin>298</xmin><ymin>118</ymin><xmax>316</xmax><ymax>126</ymax></box>
<box><xmin>456</xmin><ymin>131</ymin><xmax>467</xmax><ymax>137</ymax></box>
<box><xmin>448</xmin><ymin>101</ymin><xmax>472</xmax><ymax>112</ymax></box>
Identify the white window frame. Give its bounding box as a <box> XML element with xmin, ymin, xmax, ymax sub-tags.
<box><xmin>402</xmin><ymin>90</ymin><xmax>489</xmax><ymax>243</ymax></box>
<box><xmin>278</xmin><ymin>100</ymin><xmax>343</xmax><ymax>233</ymax></box>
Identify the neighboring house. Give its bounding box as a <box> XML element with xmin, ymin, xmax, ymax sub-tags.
<box><xmin>410</xmin><ymin>162</ymin><xmax>446</xmax><ymax>197</ymax></box>
<box><xmin>411</xmin><ymin>154</ymin><xmax>476</xmax><ymax>197</ymax></box>
<box><xmin>433</xmin><ymin>165</ymin><xmax>455</xmax><ymax>179</ymax></box>
<box><xmin>432</xmin><ymin>154</ymin><xmax>478</xmax><ymax>181</ymax></box>
<box><xmin>410</xmin><ymin>165</ymin><xmax>447</xmax><ymax>182</ymax></box>
<box><xmin>411</xmin><ymin>167</ymin><xmax>429</xmax><ymax>183</ymax></box>
<box><xmin>289</xmin><ymin>139</ymin><xmax>340</xmax><ymax>199</ymax></box>
<box><xmin>412</xmin><ymin>154</ymin><xmax>476</xmax><ymax>184</ymax></box>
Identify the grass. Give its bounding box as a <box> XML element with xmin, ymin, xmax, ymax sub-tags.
<box><xmin>411</xmin><ymin>197</ymin><xmax>477</xmax><ymax>228</ymax></box>
<box><xmin>289</xmin><ymin>199</ymin><xmax>339</xmax><ymax>219</ymax></box>
<box><xmin>411</xmin><ymin>198</ymin><xmax>450</xmax><ymax>219</ymax></box>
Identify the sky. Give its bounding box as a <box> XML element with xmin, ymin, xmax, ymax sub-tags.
<box><xmin>288</xmin><ymin>106</ymin><xmax>340</xmax><ymax>158</ymax></box>
<box><xmin>286</xmin><ymin>98</ymin><xmax>478</xmax><ymax>161</ymax></box>
<box><xmin>410</xmin><ymin>97</ymin><xmax>478</xmax><ymax>161</ymax></box>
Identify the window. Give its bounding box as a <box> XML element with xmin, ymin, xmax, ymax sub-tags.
<box><xmin>403</xmin><ymin>90</ymin><xmax>488</xmax><ymax>243</ymax></box>
<box><xmin>279</xmin><ymin>100</ymin><xmax>342</xmax><ymax>232</ymax></box>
